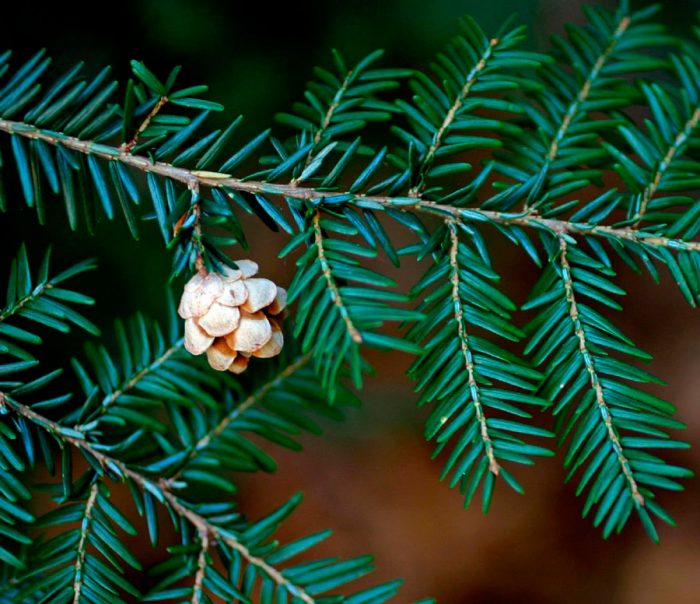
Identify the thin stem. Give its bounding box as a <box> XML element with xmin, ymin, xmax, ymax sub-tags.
<box><xmin>314</xmin><ymin>85</ymin><xmax>346</xmax><ymax>147</ymax></box>
<box><xmin>409</xmin><ymin>37</ymin><xmax>500</xmax><ymax>196</ymax></box>
<box><xmin>0</xmin><ymin>391</ymin><xmax>317</xmax><ymax>604</ymax></box>
<box><xmin>190</xmin><ymin>530</ymin><xmax>209</xmax><ymax>604</ymax></box>
<box><xmin>415</xmin><ymin>202</ymin><xmax>700</xmax><ymax>252</ymax></box>
<box><xmin>521</xmin><ymin>13</ymin><xmax>631</xmax><ymax>213</ymax></box>
<box><xmin>2</xmin><ymin>118</ymin><xmax>699</xmax><ymax>252</ymax></box>
<box><xmin>633</xmin><ymin>106</ymin><xmax>700</xmax><ymax>226</ymax></box>
<box><xmin>545</xmin><ymin>14</ymin><xmax>631</xmax><ymax>163</ymax></box>
<box><xmin>557</xmin><ymin>236</ymin><xmax>644</xmax><ymax>505</ymax></box>
<box><xmin>314</xmin><ymin>71</ymin><xmax>352</xmax><ymax>147</ymax></box>
<box><xmin>448</xmin><ymin>222</ymin><xmax>499</xmax><ymax>475</ymax></box>
<box><xmin>291</xmin><ymin>69</ymin><xmax>352</xmax><ymax>187</ymax></box>
<box><xmin>161</xmin><ymin>488</ymin><xmax>315</xmax><ymax>604</ymax></box>
<box><xmin>76</xmin><ymin>338</ymin><xmax>184</xmax><ymax>430</ymax></box>
<box><xmin>72</xmin><ymin>483</ymin><xmax>99</xmax><ymax>604</ymax></box>
<box><xmin>171</xmin><ymin>353</ymin><xmax>311</xmax><ymax>480</ymax></box>
<box><xmin>0</xmin><ymin>282</ymin><xmax>51</xmax><ymax>323</ymax></box>
<box><xmin>312</xmin><ymin>212</ymin><xmax>362</xmax><ymax>343</ymax></box>
<box><xmin>122</xmin><ymin>96</ymin><xmax>168</xmax><ymax>153</ymax></box>
<box><xmin>189</xmin><ymin>182</ymin><xmax>207</xmax><ymax>273</ymax></box>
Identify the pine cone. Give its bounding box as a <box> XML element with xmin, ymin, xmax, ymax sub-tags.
<box><xmin>178</xmin><ymin>260</ymin><xmax>286</xmax><ymax>372</ymax></box>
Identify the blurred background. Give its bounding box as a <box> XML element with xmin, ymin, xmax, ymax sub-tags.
<box><xmin>2</xmin><ymin>0</ymin><xmax>700</xmax><ymax>602</ymax></box>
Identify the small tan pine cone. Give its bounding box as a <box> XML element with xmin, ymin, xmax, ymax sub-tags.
<box><xmin>178</xmin><ymin>260</ymin><xmax>286</xmax><ymax>373</ymax></box>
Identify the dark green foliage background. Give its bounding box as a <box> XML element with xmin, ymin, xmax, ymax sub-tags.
<box><xmin>2</xmin><ymin>1</ymin><xmax>700</xmax><ymax>602</ymax></box>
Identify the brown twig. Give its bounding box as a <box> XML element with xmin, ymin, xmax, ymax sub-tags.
<box><xmin>557</xmin><ymin>236</ymin><xmax>644</xmax><ymax>506</ymax></box>
<box><xmin>545</xmin><ymin>15</ymin><xmax>631</xmax><ymax>164</ymax></box>
<box><xmin>312</xmin><ymin>212</ymin><xmax>362</xmax><ymax>343</ymax></box>
<box><xmin>121</xmin><ymin>96</ymin><xmax>168</xmax><ymax>153</ymax></box>
<box><xmin>0</xmin><ymin>391</ymin><xmax>317</xmax><ymax>604</ymax></box>
<box><xmin>171</xmin><ymin>354</ymin><xmax>311</xmax><ymax>481</ymax></box>
<box><xmin>2</xmin><ymin>118</ymin><xmax>700</xmax><ymax>252</ymax></box>
<box><xmin>524</xmin><ymin>14</ymin><xmax>631</xmax><ymax>212</ymax></box>
<box><xmin>75</xmin><ymin>338</ymin><xmax>184</xmax><ymax>430</ymax></box>
<box><xmin>0</xmin><ymin>283</ymin><xmax>52</xmax><ymax>322</ymax></box>
<box><xmin>448</xmin><ymin>222</ymin><xmax>499</xmax><ymax>475</ymax></box>
<box><xmin>290</xmin><ymin>70</ymin><xmax>352</xmax><ymax>188</ymax></box>
<box><xmin>409</xmin><ymin>37</ymin><xmax>499</xmax><ymax>197</ymax></box>
<box><xmin>633</xmin><ymin>106</ymin><xmax>700</xmax><ymax>226</ymax></box>
<box><xmin>72</xmin><ymin>483</ymin><xmax>99</xmax><ymax>604</ymax></box>
<box><xmin>190</xmin><ymin>530</ymin><xmax>209</xmax><ymax>604</ymax></box>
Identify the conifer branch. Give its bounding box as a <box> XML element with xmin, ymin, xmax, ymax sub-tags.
<box><xmin>190</xmin><ymin>531</ymin><xmax>209</xmax><ymax>604</ymax></box>
<box><xmin>557</xmin><ymin>236</ymin><xmax>644</xmax><ymax>505</ymax></box>
<box><xmin>0</xmin><ymin>390</ymin><xmax>318</xmax><ymax>604</ymax></box>
<box><xmin>314</xmin><ymin>74</ymin><xmax>350</xmax><ymax>147</ymax></box>
<box><xmin>83</xmin><ymin>338</ymin><xmax>184</xmax><ymax>426</ymax></box>
<box><xmin>290</xmin><ymin>68</ymin><xmax>352</xmax><ymax>187</ymax></box>
<box><xmin>72</xmin><ymin>483</ymin><xmax>98</xmax><ymax>604</ymax></box>
<box><xmin>409</xmin><ymin>36</ymin><xmax>500</xmax><ymax>196</ymax></box>
<box><xmin>161</xmin><ymin>491</ymin><xmax>314</xmax><ymax>604</ymax></box>
<box><xmin>415</xmin><ymin>204</ymin><xmax>700</xmax><ymax>252</ymax></box>
<box><xmin>633</xmin><ymin>105</ymin><xmax>700</xmax><ymax>225</ymax></box>
<box><xmin>449</xmin><ymin>222</ymin><xmax>500</xmax><ymax>475</ymax></box>
<box><xmin>312</xmin><ymin>212</ymin><xmax>362</xmax><ymax>344</ymax></box>
<box><xmin>545</xmin><ymin>14</ymin><xmax>631</xmax><ymax>164</ymax></box>
<box><xmin>0</xmin><ymin>247</ymin><xmax>98</xmax><ymax>361</ymax></box>
<box><xmin>172</xmin><ymin>353</ymin><xmax>311</xmax><ymax>478</ymax></box>
<box><xmin>3</xmin><ymin>117</ymin><xmax>699</xmax><ymax>253</ymax></box>
<box><xmin>0</xmin><ymin>282</ymin><xmax>52</xmax><ymax>323</ymax></box>
<box><xmin>122</xmin><ymin>95</ymin><xmax>168</xmax><ymax>153</ymax></box>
